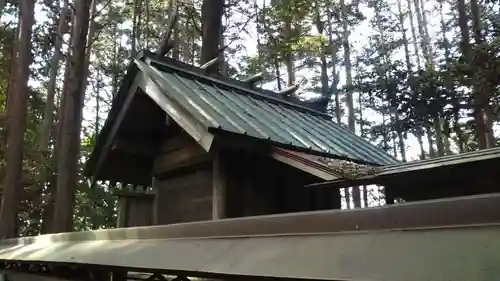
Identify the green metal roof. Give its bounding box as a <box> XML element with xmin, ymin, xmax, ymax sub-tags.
<box><xmin>137</xmin><ymin>54</ymin><xmax>398</xmax><ymax>166</ymax></box>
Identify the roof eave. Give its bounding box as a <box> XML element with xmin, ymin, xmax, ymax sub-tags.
<box><xmin>83</xmin><ymin>60</ymin><xmax>142</xmax><ymax>180</ymax></box>
<box><xmin>305</xmin><ymin>148</ymin><xmax>500</xmax><ymax>189</ymax></box>
<box><xmin>208</xmin><ymin>127</ymin><xmax>395</xmax><ymax>166</ymax></box>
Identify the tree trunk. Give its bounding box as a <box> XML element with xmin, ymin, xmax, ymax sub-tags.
<box><xmin>425</xmin><ymin>124</ymin><xmax>435</xmax><ymax>157</ymax></box>
<box><xmin>131</xmin><ymin>0</ymin><xmax>143</xmax><ymax>55</ymax></box>
<box><xmin>414</xmin><ymin>128</ymin><xmax>426</xmax><ymax>159</ymax></box>
<box><xmin>397</xmin><ymin>0</ymin><xmax>418</xmax><ymax>161</ymax></box>
<box><xmin>375</xmin><ymin>1</ymin><xmax>406</xmax><ymax>162</ymax></box>
<box><xmin>438</xmin><ymin>0</ymin><xmax>454</xmax><ymax>155</ymax></box>
<box><xmin>200</xmin><ymin>0</ymin><xmax>224</xmax><ymax>65</ymax></box>
<box><xmin>274</xmin><ymin>58</ymin><xmax>282</xmax><ymax>91</ymax></box>
<box><xmin>340</xmin><ymin>0</ymin><xmax>355</xmax><ymax>131</ymax></box>
<box><xmin>457</xmin><ymin>0</ymin><xmax>473</xmax><ymax>152</ymax></box>
<box><xmin>111</xmin><ymin>21</ymin><xmax>119</xmax><ymax>97</ymax></box>
<box><xmin>82</xmin><ymin>0</ymin><xmax>98</xmax><ymax>92</ymax></box>
<box><xmin>457</xmin><ymin>0</ymin><xmax>472</xmax><ymax>61</ymax></box>
<box><xmin>340</xmin><ymin>0</ymin><xmax>359</xmax><ymax>208</ymax></box>
<box><xmin>94</xmin><ymin>69</ymin><xmax>101</xmax><ymax>140</ymax></box>
<box><xmin>327</xmin><ymin>11</ymin><xmax>341</xmax><ymax>122</ymax></box>
<box><xmin>406</xmin><ymin>0</ymin><xmax>421</xmax><ymax>68</ymax></box>
<box><xmin>219</xmin><ymin>26</ymin><xmax>229</xmax><ymax>76</ymax></box>
<box><xmin>344</xmin><ymin>188</ymin><xmax>351</xmax><ymax>209</ymax></box>
<box><xmin>35</xmin><ymin>0</ymin><xmax>70</xmax><ymax>235</ymax></box>
<box><xmin>41</xmin><ymin>28</ymin><xmax>74</xmax><ymax>234</ymax></box>
<box><xmin>470</xmin><ymin>0</ymin><xmax>494</xmax><ymax>148</ymax></box>
<box><xmin>172</xmin><ymin>4</ymin><xmax>180</xmax><ymax>60</ymax></box>
<box><xmin>0</xmin><ymin>0</ymin><xmax>35</xmax><ymax>238</ymax></box>
<box><xmin>38</xmin><ymin>0</ymin><xmax>69</xmax><ymax>163</ymax></box>
<box><xmin>0</xmin><ymin>0</ymin><xmax>6</xmax><ymax>17</ymax></box>
<box><xmin>283</xmin><ymin>17</ymin><xmax>295</xmax><ymax>87</ymax></box>
<box><xmin>397</xmin><ymin>0</ymin><xmax>412</xmax><ymax>74</ymax></box>
<box><xmin>414</xmin><ymin>0</ymin><xmax>445</xmax><ymax>156</ymax></box>
<box><xmin>52</xmin><ymin>0</ymin><xmax>92</xmax><ymax>233</ymax></box>
<box><xmin>413</xmin><ymin>0</ymin><xmax>431</xmax><ymax>68</ymax></box>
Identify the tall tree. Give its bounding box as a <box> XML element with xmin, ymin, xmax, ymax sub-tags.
<box><xmin>52</xmin><ymin>0</ymin><xmax>92</xmax><ymax>233</ymax></box>
<box><xmin>0</xmin><ymin>0</ymin><xmax>36</xmax><ymax>238</ymax></box>
<box><xmin>201</xmin><ymin>0</ymin><xmax>225</xmax><ymax>65</ymax></box>
<box><xmin>469</xmin><ymin>0</ymin><xmax>495</xmax><ymax>148</ymax></box>
<box><xmin>340</xmin><ymin>0</ymin><xmax>361</xmax><ymax>208</ymax></box>
<box><xmin>37</xmin><ymin>0</ymin><xmax>70</xmax><ymax>192</ymax></box>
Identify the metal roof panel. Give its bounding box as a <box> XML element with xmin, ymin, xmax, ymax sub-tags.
<box><xmin>2</xmin><ymin>192</ymin><xmax>500</xmax><ymax>281</ymax></box>
<box><xmin>138</xmin><ymin>59</ymin><xmax>398</xmax><ymax>166</ymax></box>
<box><xmin>1</xmin><ymin>226</ymin><xmax>499</xmax><ymax>281</ymax></box>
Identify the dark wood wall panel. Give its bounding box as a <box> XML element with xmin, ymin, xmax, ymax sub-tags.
<box><xmin>154</xmin><ymin>169</ymin><xmax>213</xmax><ymax>225</ymax></box>
<box><xmin>219</xmin><ymin>149</ymin><xmax>341</xmax><ymax>218</ymax></box>
<box><xmin>116</xmin><ymin>192</ymin><xmax>155</xmax><ymax>228</ymax></box>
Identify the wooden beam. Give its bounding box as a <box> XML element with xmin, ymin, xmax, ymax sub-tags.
<box><xmin>270</xmin><ymin>148</ymin><xmax>342</xmax><ymax>181</ymax></box>
<box><xmin>241</xmin><ymin>72</ymin><xmax>263</xmax><ymax>85</ymax></box>
<box><xmin>1</xmin><ymin>271</ymin><xmax>77</xmax><ymax>281</ymax></box>
<box><xmin>153</xmin><ymin>140</ymin><xmax>207</xmax><ymax>176</ymax></box>
<box><xmin>200</xmin><ymin>57</ymin><xmax>221</xmax><ymax>71</ymax></box>
<box><xmin>114</xmin><ymin>190</ymin><xmax>155</xmax><ymax>198</ymax></box>
<box><xmin>111</xmin><ymin>138</ymin><xmax>156</xmax><ymax>157</ymax></box>
<box><xmin>158</xmin><ymin>134</ymin><xmax>194</xmax><ymax>153</ymax></box>
<box><xmin>277</xmin><ymin>84</ymin><xmax>299</xmax><ymax>96</ymax></box>
<box><xmin>212</xmin><ymin>149</ymin><xmax>227</xmax><ymax>219</ymax></box>
<box><xmin>116</xmin><ymin>196</ymin><xmax>128</xmax><ymax>228</ymax></box>
<box><xmin>136</xmin><ymin>62</ymin><xmax>214</xmax><ymax>152</ymax></box>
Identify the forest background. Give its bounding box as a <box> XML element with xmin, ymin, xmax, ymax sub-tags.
<box><xmin>0</xmin><ymin>0</ymin><xmax>498</xmax><ymax>238</ymax></box>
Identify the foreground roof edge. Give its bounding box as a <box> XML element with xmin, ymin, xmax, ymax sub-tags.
<box><xmin>1</xmin><ymin>193</ymin><xmax>500</xmax><ymax>280</ymax></box>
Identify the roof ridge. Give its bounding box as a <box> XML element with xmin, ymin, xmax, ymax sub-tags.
<box><xmin>136</xmin><ymin>49</ymin><xmax>335</xmax><ymax>120</ymax></box>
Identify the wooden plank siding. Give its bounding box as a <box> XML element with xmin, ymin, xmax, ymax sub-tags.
<box><xmin>211</xmin><ymin>147</ymin><xmax>341</xmax><ymax>219</ymax></box>
<box><xmin>115</xmin><ymin>191</ymin><xmax>155</xmax><ymax>227</ymax></box>
<box><xmin>151</xmin><ymin>129</ymin><xmax>342</xmax><ymax>225</ymax></box>
<box><xmin>153</xmin><ymin>169</ymin><xmax>213</xmax><ymax>224</ymax></box>
<box><xmin>152</xmin><ymin>129</ymin><xmax>212</xmax><ymax>225</ymax></box>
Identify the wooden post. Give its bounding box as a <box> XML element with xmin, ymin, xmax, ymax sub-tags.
<box><xmin>116</xmin><ymin>196</ymin><xmax>128</xmax><ymax>227</ymax></box>
<box><xmin>152</xmin><ymin>178</ymin><xmax>160</xmax><ymax>225</ymax></box>
<box><xmin>115</xmin><ymin>191</ymin><xmax>155</xmax><ymax>227</ymax></box>
<box><xmin>212</xmin><ymin>149</ymin><xmax>227</xmax><ymax>219</ymax></box>
<box><xmin>111</xmin><ymin>271</ymin><xmax>128</xmax><ymax>281</ymax></box>
<box><xmin>385</xmin><ymin>185</ymin><xmax>395</xmax><ymax>205</ymax></box>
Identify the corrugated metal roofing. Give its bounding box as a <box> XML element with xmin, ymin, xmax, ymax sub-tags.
<box><xmin>138</xmin><ymin>59</ymin><xmax>398</xmax><ymax>166</ymax></box>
